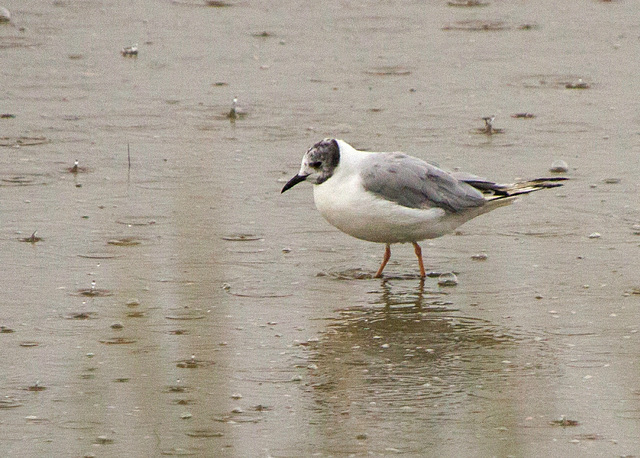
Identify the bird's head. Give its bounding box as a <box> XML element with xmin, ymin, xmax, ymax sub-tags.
<box><xmin>281</xmin><ymin>138</ymin><xmax>341</xmax><ymax>193</ymax></box>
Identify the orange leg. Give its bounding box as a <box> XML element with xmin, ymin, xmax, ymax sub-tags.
<box><xmin>412</xmin><ymin>242</ymin><xmax>426</xmax><ymax>278</ymax></box>
<box><xmin>374</xmin><ymin>244</ymin><xmax>391</xmax><ymax>278</ymax></box>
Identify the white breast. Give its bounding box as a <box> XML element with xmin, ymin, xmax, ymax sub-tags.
<box><xmin>313</xmin><ymin>170</ymin><xmax>461</xmax><ymax>243</ymax></box>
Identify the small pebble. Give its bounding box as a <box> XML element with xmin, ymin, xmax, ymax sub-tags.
<box><xmin>94</xmin><ymin>435</ymin><xmax>113</xmax><ymax>445</ymax></box>
<box><xmin>180</xmin><ymin>412</ymin><xmax>192</xmax><ymax>419</ymax></box>
<box><xmin>588</xmin><ymin>232</ymin><xmax>601</xmax><ymax>239</ymax></box>
<box><xmin>471</xmin><ymin>253</ymin><xmax>488</xmax><ymax>261</ymax></box>
<box><xmin>565</xmin><ymin>79</ymin><xmax>590</xmax><ymax>89</ymax></box>
<box><xmin>110</xmin><ymin>322</ymin><xmax>123</xmax><ymax>330</ymax></box>
<box><xmin>549</xmin><ymin>160</ymin><xmax>569</xmax><ymax>173</ymax></box>
<box><xmin>437</xmin><ymin>272</ymin><xmax>458</xmax><ymax>287</ymax></box>
<box><xmin>0</xmin><ymin>6</ymin><xmax>10</xmax><ymax>22</ymax></box>
<box><xmin>121</xmin><ymin>45</ymin><xmax>138</xmax><ymax>57</ymax></box>
<box><xmin>231</xmin><ymin>407</ymin><xmax>243</xmax><ymax>414</ymax></box>
<box><xmin>603</xmin><ymin>178</ymin><xmax>621</xmax><ymax>184</ymax></box>
<box><xmin>231</xmin><ymin>393</ymin><xmax>243</xmax><ymax>399</ymax></box>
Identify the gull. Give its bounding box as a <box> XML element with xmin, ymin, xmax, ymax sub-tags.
<box><xmin>281</xmin><ymin>139</ymin><xmax>567</xmax><ymax>278</ymax></box>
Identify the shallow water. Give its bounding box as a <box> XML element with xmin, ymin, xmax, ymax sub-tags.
<box><xmin>1</xmin><ymin>0</ymin><xmax>639</xmax><ymax>456</ymax></box>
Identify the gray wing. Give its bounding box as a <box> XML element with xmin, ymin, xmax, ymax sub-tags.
<box><xmin>360</xmin><ymin>152</ymin><xmax>486</xmax><ymax>212</ymax></box>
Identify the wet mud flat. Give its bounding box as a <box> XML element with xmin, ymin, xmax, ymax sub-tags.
<box><xmin>1</xmin><ymin>0</ymin><xmax>640</xmax><ymax>456</ymax></box>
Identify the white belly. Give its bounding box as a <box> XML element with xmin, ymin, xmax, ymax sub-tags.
<box><xmin>312</xmin><ymin>174</ymin><xmax>471</xmax><ymax>244</ymax></box>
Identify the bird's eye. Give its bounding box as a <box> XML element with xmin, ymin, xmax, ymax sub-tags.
<box><xmin>309</xmin><ymin>161</ymin><xmax>322</xmax><ymax>169</ymax></box>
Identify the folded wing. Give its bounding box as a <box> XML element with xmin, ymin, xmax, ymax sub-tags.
<box><xmin>360</xmin><ymin>153</ymin><xmax>486</xmax><ymax>213</ymax></box>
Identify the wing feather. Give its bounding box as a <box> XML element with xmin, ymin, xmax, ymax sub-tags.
<box><xmin>360</xmin><ymin>153</ymin><xmax>486</xmax><ymax>213</ymax></box>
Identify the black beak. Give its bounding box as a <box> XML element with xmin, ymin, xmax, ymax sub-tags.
<box><xmin>281</xmin><ymin>174</ymin><xmax>308</xmax><ymax>193</ymax></box>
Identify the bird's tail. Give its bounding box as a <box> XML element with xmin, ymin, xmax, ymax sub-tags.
<box><xmin>463</xmin><ymin>177</ymin><xmax>568</xmax><ymax>201</ymax></box>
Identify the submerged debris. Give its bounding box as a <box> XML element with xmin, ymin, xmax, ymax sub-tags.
<box><xmin>186</xmin><ymin>429</ymin><xmax>224</xmax><ymax>438</ymax></box>
<box><xmin>625</xmin><ymin>286</ymin><xmax>640</xmax><ymax>295</ymax></box>
<box><xmin>67</xmin><ymin>159</ymin><xmax>89</xmax><ymax>174</ymax></box>
<box><xmin>251</xmin><ymin>404</ymin><xmax>271</xmax><ymax>411</ymax></box>
<box><xmin>227</xmin><ymin>97</ymin><xmax>239</xmax><ymax>120</ymax></box>
<box><xmin>551</xmin><ymin>416</ymin><xmax>579</xmax><ymax>427</ymax></box>
<box><xmin>165</xmin><ymin>380</ymin><xmax>189</xmax><ymax>393</ymax></box>
<box><xmin>471</xmin><ymin>253</ymin><xmax>488</xmax><ymax>261</ymax></box>
<box><xmin>511</xmin><ymin>112</ymin><xmax>535</xmax><ymax>118</ymax></box>
<box><xmin>364</xmin><ymin>66</ymin><xmax>412</xmax><ymax>76</ymax></box>
<box><xmin>317</xmin><ymin>268</ymin><xmax>374</xmax><ymax>280</ymax></box>
<box><xmin>25</xmin><ymin>381</ymin><xmax>46</xmax><ymax>392</ymax></box>
<box><xmin>565</xmin><ymin>79</ymin><xmax>590</xmax><ymax>89</ymax></box>
<box><xmin>176</xmin><ymin>355</ymin><xmax>214</xmax><ymax>369</ymax></box>
<box><xmin>206</xmin><ymin>1</ymin><xmax>233</xmax><ymax>6</ymax></box>
<box><xmin>77</xmin><ymin>280</ymin><xmax>112</xmax><ymax>297</ymax></box>
<box><xmin>64</xmin><ymin>311</ymin><xmax>98</xmax><ymax>320</ymax></box>
<box><xmin>222</xmin><ymin>233</ymin><xmax>262</xmax><ymax>241</ymax></box>
<box><xmin>94</xmin><ymin>435</ymin><xmax>114</xmax><ymax>445</ymax></box>
<box><xmin>443</xmin><ymin>20</ymin><xmax>509</xmax><ymax>31</ymax></box>
<box><xmin>0</xmin><ymin>136</ymin><xmax>49</xmax><ymax>147</ymax></box>
<box><xmin>226</xmin><ymin>96</ymin><xmax>248</xmax><ymax>120</ymax></box>
<box><xmin>517</xmin><ymin>23</ymin><xmax>539</xmax><ymax>30</ymax></box>
<box><xmin>99</xmin><ymin>337</ymin><xmax>137</xmax><ymax>344</ymax></box>
<box><xmin>107</xmin><ymin>237</ymin><xmax>141</xmax><ymax>246</ymax></box>
<box><xmin>447</xmin><ymin>0</ymin><xmax>489</xmax><ymax>6</ymax></box>
<box><xmin>165</xmin><ymin>309</ymin><xmax>206</xmax><ymax>320</ymax></box>
<box><xmin>121</xmin><ymin>44</ymin><xmax>138</xmax><ymax>57</ymax></box>
<box><xmin>0</xmin><ymin>398</ymin><xmax>22</xmax><ymax>408</ymax></box>
<box><xmin>476</xmin><ymin>116</ymin><xmax>504</xmax><ymax>135</ymax></box>
<box><xmin>19</xmin><ymin>231</ymin><xmax>43</xmax><ymax>243</ymax></box>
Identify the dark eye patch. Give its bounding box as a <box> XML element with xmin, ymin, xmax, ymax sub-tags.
<box><xmin>309</xmin><ymin>161</ymin><xmax>322</xmax><ymax>168</ymax></box>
